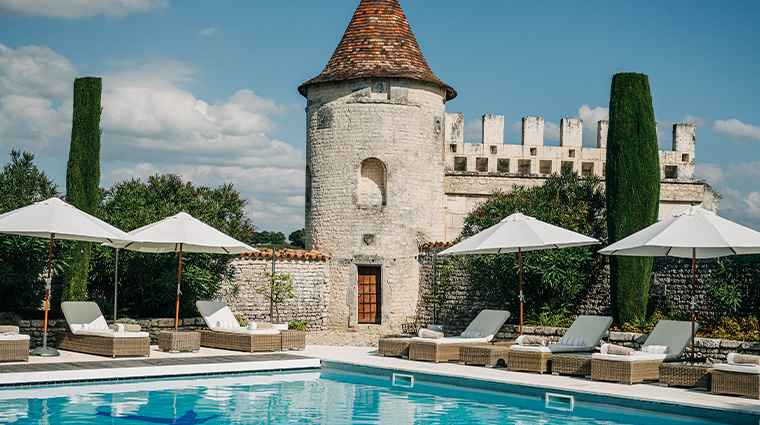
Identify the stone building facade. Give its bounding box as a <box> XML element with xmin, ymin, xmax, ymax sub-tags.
<box><xmin>292</xmin><ymin>0</ymin><xmax>722</xmax><ymax>332</ymax></box>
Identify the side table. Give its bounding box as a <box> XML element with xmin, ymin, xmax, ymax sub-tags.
<box><xmin>281</xmin><ymin>330</ymin><xmax>306</xmax><ymax>350</ymax></box>
<box><xmin>660</xmin><ymin>362</ymin><xmax>712</xmax><ymax>389</ymax></box>
<box><xmin>459</xmin><ymin>342</ymin><xmax>516</xmax><ymax>367</ymax></box>
<box><xmin>378</xmin><ymin>337</ymin><xmax>411</xmax><ymax>358</ymax></box>
<box><xmin>158</xmin><ymin>331</ymin><xmax>200</xmax><ymax>353</ymax></box>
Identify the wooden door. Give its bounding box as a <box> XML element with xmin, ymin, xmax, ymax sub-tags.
<box><xmin>357</xmin><ymin>266</ymin><xmax>381</xmax><ymax>324</ymax></box>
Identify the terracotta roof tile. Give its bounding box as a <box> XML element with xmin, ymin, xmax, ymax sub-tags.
<box><xmin>420</xmin><ymin>241</ymin><xmax>453</xmax><ymax>248</ymax></box>
<box><xmin>239</xmin><ymin>248</ymin><xmax>328</xmax><ymax>261</ymax></box>
<box><xmin>299</xmin><ymin>0</ymin><xmax>456</xmax><ymax>100</ymax></box>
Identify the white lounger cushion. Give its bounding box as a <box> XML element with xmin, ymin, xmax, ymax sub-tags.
<box><xmin>0</xmin><ymin>333</ymin><xmax>29</xmax><ymax>341</ymax></box>
<box><xmin>196</xmin><ymin>300</ymin><xmax>280</xmax><ymax>334</ymax></box>
<box><xmin>62</xmin><ymin>301</ymin><xmax>150</xmax><ymax>338</ymax></box>
<box><xmin>714</xmin><ymin>363</ymin><xmax>760</xmax><ymax>374</ymax></box>
<box><xmin>592</xmin><ymin>352</ymin><xmax>667</xmax><ymax>362</ymax></box>
<box><xmin>510</xmin><ymin>345</ymin><xmax>551</xmax><ymax>353</ymax></box>
<box><xmin>410</xmin><ymin>336</ymin><xmax>490</xmax><ymax>345</ymax></box>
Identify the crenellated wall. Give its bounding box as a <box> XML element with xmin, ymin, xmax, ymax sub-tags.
<box><xmin>442</xmin><ymin>113</ymin><xmax>718</xmax><ymax>240</ymax></box>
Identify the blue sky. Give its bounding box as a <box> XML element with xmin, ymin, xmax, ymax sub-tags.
<box><xmin>1</xmin><ymin>0</ymin><xmax>759</xmax><ymax>234</ymax></box>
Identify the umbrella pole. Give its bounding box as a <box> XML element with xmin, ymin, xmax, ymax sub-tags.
<box><xmin>31</xmin><ymin>234</ymin><xmax>59</xmax><ymax>356</ymax></box>
<box><xmin>691</xmin><ymin>247</ymin><xmax>696</xmax><ymax>361</ymax></box>
<box><xmin>175</xmin><ymin>244</ymin><xmax>182</xmax><ymax>331</ymax></box>
<box><xmin>114</xmin><ymin>248</ymin><xmax>118</xmax><ymax>321</ymax></box>
<box><xmin>519</xmin><ymin>247</ymin><xmax>523</xmax><ymax>335</ymax></box>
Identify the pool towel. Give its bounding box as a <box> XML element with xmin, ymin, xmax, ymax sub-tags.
<box><xmin>123</xmin><ymin>324</ymin><xmax>141</xmax><ymax>332</ymax></box>
<box><xmin>641</xmin><ymin>345</ymin><xmax>670</xmax><ymax>355</ymax></box>
<box><xmin>601</xmin><ymin>343</ymin><xmax>634</xmax><ymax>356</ymax></box>
<box><xmin>728</xmin><ymin>353</ymin><xmax>760</xmax><ymax>366</ymax></box>
<box><xmin>460</xmin><ymin>331</ymin><xmax>482</xmax><ymax>338</ymax></box>
<box><xmin>419</xmin><ymin>329</ymin><xmax>443</xmax><ymax>339</ymax></box>
<box><xmin>516</xmin><ymin>335</ymin><xmax>546</xmax><ymax>346</ymax></box>
<box><xmin>216</xmin><ymin>321</ymin><xmax>238</xmax><ymax>328</ymax></box>
<box><xmin>110</xmin><ymin>323</ymin><xmax>125</xmax><ymax>333</ymax></box>
<box><xmin>0</xmin><ymin>326</ymin><xmax>19</xmax><ymax>333</ymax></box>
<box><xmin>557</xmin><ymin>337</ymin><xmax>586</xmax><ymax>346</ymax></box>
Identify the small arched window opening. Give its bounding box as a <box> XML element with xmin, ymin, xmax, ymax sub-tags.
<box><xmin>358</xmin><ymin>158</ymin><xmax>386</xmax><ymax>207</ymax></box>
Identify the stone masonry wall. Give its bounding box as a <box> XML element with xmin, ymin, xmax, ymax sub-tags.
<box><xmin>218</xmin><ymin>256</ymin><xmax>329</xmax><ymax>330</ymax></box>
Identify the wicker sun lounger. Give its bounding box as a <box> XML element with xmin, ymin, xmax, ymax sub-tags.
<box><xmin>591</xmin><ymin>320</ymin><xmax>694</xmax><ymax>384</ymax></box>
<box><xmin>58</xmin><ymin>301</ymin><xmax>150</xmax><ymax>357</ymax></box>
<box><xmin>711</xmin><ymin>357</ymin><xmax>760</xmax><ymax>398</ymax></box>
<box><xmin>0</xmin><ymin>326</ymin><xmax>29</xmax><ymax>362</ymax></box>
<box><xmin>508</xmin><ymin>315</ymin><xmax>613</xmax><ymax>374</ymax></box>
<box><xmin>408</xmin><ymin>310</ymin><xmax>510</xmax><ymax>363</ymax></box>
<box><xmin>196</xmin><ymin>301</ymin><xmax>283</xmax><ymax>352</ymax></box>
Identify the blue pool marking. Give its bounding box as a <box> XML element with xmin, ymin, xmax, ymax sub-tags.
<box><xmin>96</xmin><ymin>408</ymin><xmax>220</xmax><ymax>424</ymax></box>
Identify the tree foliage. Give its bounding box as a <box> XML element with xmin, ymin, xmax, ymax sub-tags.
<box><xmin>288</xmin><ymin>229</ymin><xmax>305</xmax><ymax>248</ymax></box>
<box><xmin>88</xmin><ymin>174</ymin><xmax>257</xmax><ymax>318</ymax></box>
<box><xmin>0</xmin><ymin>150</ymin><xmax>60</xmax><ymax>312</ymax></box>
<box><xmin>252</xmin><ymin>230</ymin><xmax>286</xmax><ymax>245</ymax></box>
<box><xmin>460</xmin><ymin>166</ymin><xmax>606</xmax><ymax>317</ymax></box>
<box><xmin>606</xmin><ymin>72</ymin><xmax>660</xmax><ymax>323</ymax></box>
<box><xmin>63</xmin><ymin>77</ymin><xmax>102</xmax><ymax>301</ymax></box>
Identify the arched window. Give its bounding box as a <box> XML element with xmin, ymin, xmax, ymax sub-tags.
<box><xmin>358</xmin><ymin>158</ymin><xmax>386</xmax><ymax>207</ymax></box>
<box><xmin>305</xmin><ymin>165</ymin><xmax>312</xmax><ymax>211</ymax></box>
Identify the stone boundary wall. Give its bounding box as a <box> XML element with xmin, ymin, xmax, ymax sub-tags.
<box><xmin>218</xmin><ymin>256</ymin><xmax>329</xmax><ymax>330</ymax></box>
<box><xmin>16</xmin><ymin>317</ymin><xmax>206</xmax><ymax>346</ymax></box>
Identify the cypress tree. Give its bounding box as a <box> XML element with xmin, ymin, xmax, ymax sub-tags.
<box><xmin>606</xmin><ymin>72</ymin><xmax>660</xmax><ymax>323</ymax></box>
<box><xmin>63</xmin><ymin>77</ymin><xmax>102</xmax><ymax>301</ymax></box>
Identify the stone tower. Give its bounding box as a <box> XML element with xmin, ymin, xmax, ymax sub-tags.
<box><xmin>299</xmin><ymin>0</ymin><xmax>456</xmax><ymax>331</ymax></box>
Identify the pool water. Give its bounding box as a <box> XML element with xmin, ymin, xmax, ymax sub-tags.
<box><xmin>0</xmin><ymin>369</ymin><xmax>738</xmax><ymax>424</ymax></box>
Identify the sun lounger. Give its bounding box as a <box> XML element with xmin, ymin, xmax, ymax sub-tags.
<box><xmin>712</xmin><ymin>353</ymin><xmax>760</xmax><ymax>398</ymax></box>
<box><xmin>196</xmin><ymin>301</ymin><xmax>282</xmax><ymax>352</ymax></box>
<box><xmin>58</xmin><ymin>301</ymin><xmax>150</xmax><ymax>357</ymax></box>
<box><xmin>408</xmin><ymin>310</ymin><xmax>510</xmax><ymax>363</ymax></box>
<box><xmin>591</xmin><ymin>320</ymin><xmax>694</xmax><ymax>384</ymax></box>
<box><xmin>508</xmin><ymin>315</ymin><xmax>613</xmax><ymax>374</ymax></box>
<box><xmin>0</xmin><ymin>326</ymin><xmax>29</xmax><ymax>362</ymax></box>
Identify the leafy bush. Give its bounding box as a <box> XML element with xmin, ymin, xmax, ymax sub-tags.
<box><xmin>0</xmin><ymin>150</ymin><xmax>61</xmax><ymax>313</ymax></box>
<box><xmin>706</xmin><ymin>258</ymin><xmax>743</xmax><ymax>317</ymax></box>
<box><xmin>289</xmin><ymin>319</ymin><xmax>308</xmax><ymax>331</ymax></box>
<box><xmin>700</xmin><ymin>316</ymin><xmax>760</xmax><ymax>342</ymax></box>
<box><xmin>461</xmin><ymin>166</ymin><xmax>606</xmax><ymax>316</ymax></box>
<box><xmin>88</xmin><ymin>174</ymin><xmax>256</xmax><ymax>318</ymax></box>
<box><xmin>422</xmin><ymin>263</ymin><xmax>456</xmax><ymax>324</ymax></box>
<box><xmin>248</xmin><ymin>266</ymin><xmax>295</xmax><ymax>324</ymax></box>
<box><xmin>525</xmin><ymin>304</ymin><xmax>573</xmax><ymax>327</ymax></box>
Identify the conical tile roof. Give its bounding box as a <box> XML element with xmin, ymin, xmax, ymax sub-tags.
<box><xmin>299</xmin><ymin>0</ymin><xmax>456</xmax><ymax>100</ymax></box>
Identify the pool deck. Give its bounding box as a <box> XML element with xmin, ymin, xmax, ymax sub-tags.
<box><xmin>1</xmin><ymin>344</ymin><xmax>759</xmax><ymax>419</ymax></box>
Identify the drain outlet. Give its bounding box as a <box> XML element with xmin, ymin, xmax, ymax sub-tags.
<box><xmin>545</xmin><ymin>392</ymin><xmax>574</xmax><ymax>411</ymax></box>
<box><xmin>392</xmin><ymin>373</ymin><xmax>414</xmax><ymax>388</ymax></box>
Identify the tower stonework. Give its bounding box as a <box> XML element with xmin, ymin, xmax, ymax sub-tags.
<box><xmin>299</xmin><ymin>0</ymin><xmax>454</xmax><ymax>331</ymax></box>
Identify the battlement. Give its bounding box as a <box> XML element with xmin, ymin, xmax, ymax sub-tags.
<box><xmin>444</xmin><ymin>113</ymin><xmax>696</xmax><ymax>181</ymax></box>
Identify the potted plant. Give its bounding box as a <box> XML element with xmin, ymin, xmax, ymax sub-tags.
<box><xmin>422</xmin><ymin>259</ymin><xmax>455</xmax><ymax>334</ymax></box>
<box><xmin>249</xmin><ymin>266</ymin><xmax>295</xmax><ymax>330</ymax></box>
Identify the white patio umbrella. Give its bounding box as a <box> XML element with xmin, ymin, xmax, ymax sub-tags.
<box><xmin>0</xmin><ymin>197</ymin><xmax>134</xmax><ymax>356</ymax></box>
<box><xmin>109</xmin><ymin>212</ymin><xmax>259</xmax><ymax>330</ymax></box>
<box><xmin>439</xmin><ymin>212</ymin><xmax>600</xmax><ymax>334</ymax></box>
<box><xmin>599</xmin><ymin>204</ymin><xmax>760</xmax><ymax>360</ymax></box>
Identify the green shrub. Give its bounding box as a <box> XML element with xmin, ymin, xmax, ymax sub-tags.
<box><xmin>289</xmin><ymin>319</ymin><xmax>308</xmax><ymax>331</ymax></box>
<box><xmin>0</xmin><ymin>150</ymin><xmax>60</xmax><ymax>313</ymax></box>
<box><xmin>606</xmin><ymin>72</ymin><xmax>660</xmax><ymax>324</ymax></box>
<box><xmin>87</xmin><ymin>174</ymin><xmax>256</xmax><ymax>318</ymax></box>
<box><xmin>461</xmin><ymin>165</ymin><xmax>606</xmax><ymax>316</ymax></box>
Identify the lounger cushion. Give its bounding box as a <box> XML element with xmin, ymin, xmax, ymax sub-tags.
<box><xmin>714</xmin><ymin>363</ymin><xmax>760</xmax><ymax>374</ymax></box>
<box><xmin>592</xmin><ymin>352</ymin><xmax>666</xmax><ymax>362</ymax></box>
<box><xmin>62</xmin><ymin>301</ymin><xmax>110</xmax><ymax>333</ymax></box>
<box><xmin>642</xmin><ymin>320</ymin><xmax>696</xmax><ymax>361</ymax></box>
<box><xmin>410</xmin><ymin>336</ymin><xmax>490</xmax><ymax>345</ymax></box>
<box><xmin>462</xmin><ymin>309</ymin><xmax>510</xmax><ymax>341</ymax></box>
<box><xmin>197</xmin><ymin>300</ymin><xmax>281</xmax><ymax>334</ymax></box>
<box><xmin>211</xmin><ymin>327</ymin><xmax>279</xmax><ymax>335</ymax></box>
<box><xmin>75</xmin><ymin>330</ymin><xmax>150</xmax><ymax>338</ymax></box>
<box><xmin>510</xmin><ymin>345</ymin><xmax>551</xmax><ymax>353</ymax></box>
<box><xmin>0</xmin><ymin>333</ymin><xmax>29</xmax><ymax>341</ymax></box>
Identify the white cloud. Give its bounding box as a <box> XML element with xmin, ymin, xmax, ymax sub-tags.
<box><xmin>544</xmin><ymin>121</ymin><xmax>559</xmax><ymax>143</ymax></box>
<box><xmin>463</xmin><ymin>118</ymin><xmax>481</xmax><ymax>142</ymax></box>
<box><xmin>698</xmin><ymin>160</ymin><xmax>760</xmax><ymax>231</ymax></box>
<box><xmin>714</xmin><ymin>118</ymin><xmax>760</xmax><ymax>142</ymax></box>
<box><xmin>695</xmin><ymin>163</ymin><xmax>724</xmax><ymax>185</ymax></box>
<box><xmin>198</xmin><ymin>27</ymin><xmax>220</xmax><ymax>36</ymax></box>
<box><xmin>683</xmin><ymin>115</ymin><xmax>706</xmax><ymax>128</ymax></box>
<box><xmin>0</xmin><ymin>0</ymin><xmax>168</xmax><ymax>19</ymax></box>
<box><xmin>577</xmin><ymin>104</ymin><xmax>607</xmax><ymax>146</ymax></box>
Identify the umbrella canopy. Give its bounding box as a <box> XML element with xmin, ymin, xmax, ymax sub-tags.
<box><xmin>110</xmin><ymin>212</ymin><xmax>258</xmax><ymax>329</ymax></box>
<box><xmin>439</xmin><ymin>212</ymin><xmax>600</xmax><ymax>333</ymax></box>
<box><xmin>598</xmin><ymin>204</ymin><xmax>760</xmax><ymax>360</ymax></box>
<box><xmin>0</xmin><ymin>197</ymin><xmax>134</xmax><ymax>356</ymax></box>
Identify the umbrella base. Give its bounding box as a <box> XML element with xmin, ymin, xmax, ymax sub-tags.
<box><xmin>30</xmin><ymin>333</ymin><xmax>60</xmax><ymax>357</ymax></box>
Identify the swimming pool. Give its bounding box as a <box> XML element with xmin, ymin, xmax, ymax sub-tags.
<box><xmin>0</xmin><ymin>367</ymin><xmax>750</xmax><ymax>424</ymax></box>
